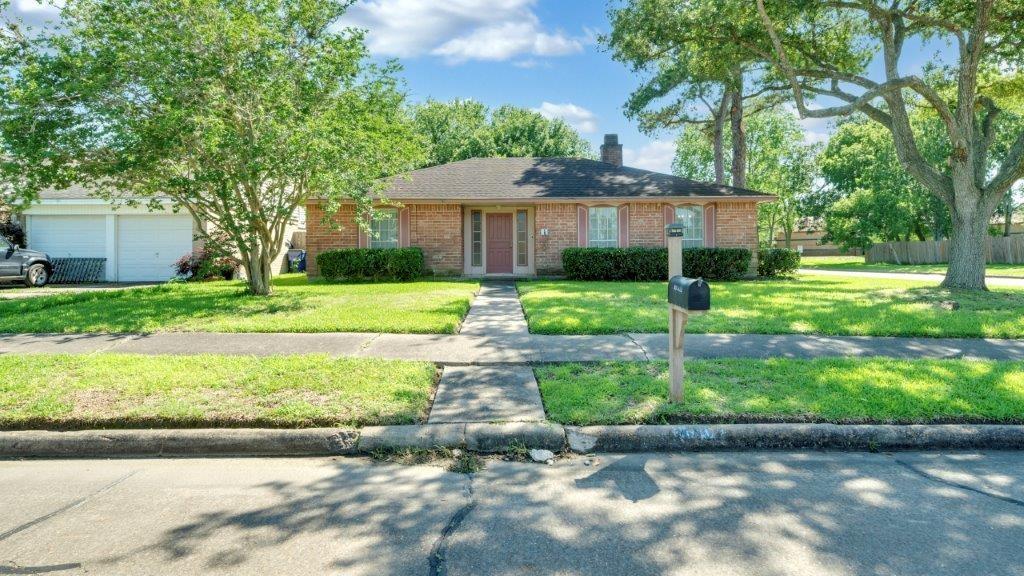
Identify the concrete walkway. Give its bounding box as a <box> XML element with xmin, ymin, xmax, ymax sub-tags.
<box><xmin>800</xmin><ymin>268</ymin><xmax>1024</xmax><ymax>287</ymax></box>
<box><xmin>436</xmin><ymin>282</ymin><xmax>544</xmax><ymax>422</ymax></box>
<box><xmin>458</xmin><ymin>281</ymin><xmax>529</xmax><ymax>335</ymax></box>
<box><xmin>3</xmin><ymin>331</ymin><xmax>1024</xmax><ymax>362</ymax></box>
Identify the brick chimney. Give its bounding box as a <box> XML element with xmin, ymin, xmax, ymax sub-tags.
<box><xmin>600</xmin><ymin>133</ymin><xmax>623</xmax><ymax>167</ymax></box>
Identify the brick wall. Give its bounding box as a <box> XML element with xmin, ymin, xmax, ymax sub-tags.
<box><xmin>535</xmin><ymin>203</ymin><xmax>578</xmax><ymax>274</ymax></box>
<box><xmin>305</xmin><ymin>201</ymin><xmax>463</xmax><ymax>277</ymax></box>
<box><xmin>714</xmin><ymin>200</ymin><xmax>760</xmax><ymax>274</ymax></box>
<box><xmin>308</xmin><ymin>199</ymin><xmax>762</xmax><ymax>277</ymax></box>
<box><xmin>409</xmin><ymin>204</ymin><xmax>463</xmax><ymax>274</ymax></box>
<box><xmin>305</xmin><ymin>202</ymin><xmax>358</xmax><ymax>278</ymax></box>
<box><xmin>627</xmin><ymin>202</ymin><xmax>665</xmax><ymax>247</ymax></box>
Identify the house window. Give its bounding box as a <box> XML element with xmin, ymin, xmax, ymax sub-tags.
<box><xmin>370</xmin><ymin>209</ymin><xmax>398</xmax><ymax>248</ymax></box>
<box><xmin>588</xmin><ymin>206</ymin><xmax>618</xmax><ymax>248</ymax></box>
<box><xmin>471</xmin><ymin>210</ymin><xmax>482</xmax><ymax>267</ymax></box>
<box><xmin>516</xmin><ymin>210</ymin><xmax>528</xmax><ymax>267</ymax></box>
<box><xmin>674</xmin><ymin>205</ymin><xmax>704</xmax><ymax>248</ymax></box>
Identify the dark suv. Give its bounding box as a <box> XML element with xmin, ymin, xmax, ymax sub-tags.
<box><xmin>1</xmin><ymin>237</ymin><xmax>52</xmax><ymax>287</ymax></box>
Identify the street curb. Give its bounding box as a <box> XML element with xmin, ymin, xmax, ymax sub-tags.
<box><xmin>566</xmin><ymin>424</ymin><xmax>1024</xmax><ymax>452</ymax></box>
<box><xmin>3</xmin><ymin>423</ymin><xmax>1024</xmax><ymax>458</ymax></box>
<box><xmin>0</xmin><ymin>428</ymin><xmax>360</xmax><ymax>458</ymax></box>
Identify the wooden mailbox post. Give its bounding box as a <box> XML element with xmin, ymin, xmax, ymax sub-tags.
<box><xmin>665</xmin><ymin>223</ymin><xmax>709</xmax><ymax>403</ymax></box>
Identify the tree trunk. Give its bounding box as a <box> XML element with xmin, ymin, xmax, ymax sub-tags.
<box><xmin>243</xmin><ymin>248</ymin><xmax>274</xmax><ymax>296</ymax></box>
<box><xmin>730</xmin><ymin>83</ymin><xmax>746</xmax><ymax>189</ymax></box>
<box><xmin>713</xmin><ymin>92</ymin><xmax>729</xmax><ymax>185</ymax></box>
<box><xmin>1004</xmin><ymin>195</ymin><xmax>1013</xmax><ymax>237</ymax></box>
<box><xmin>942</xmin><ymin>202</ymin><xmax>990</xmax><ymax>290</ymax></box>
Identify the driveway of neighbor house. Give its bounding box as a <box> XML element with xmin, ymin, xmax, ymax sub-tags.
<box><xmin>0</xmin><ymin>282</ymin><xmax>158</xmax><ymax>299</ymax></box>
<box><xmin>2</xmin><ymin>452</ymin><xmax>1023</xmax><ymax>575</ymax></box>
<box><xmin>797</xmin><ymin>267</ymin><xmax>1024</xmax><ymax>287</ymax></box>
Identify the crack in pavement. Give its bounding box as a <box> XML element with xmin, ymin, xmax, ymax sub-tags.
<box><xmin>428</xmin><ymin>476</ymin><xmax>476</xmax><ymax>576</ymax></box>
<box><xmin>625</xmin><ymin>334</ymin><xmax>652</xmax><ymax>362</ymax></box>
<box><xmin>0</xmin><ymin>471</ymin><xmax>137</xmax><ymax>543</ymax></box>
<box><xmin>894</xmin><ymin>459</ymin><xmax>1024</xmax><ymax>508</ymax></box>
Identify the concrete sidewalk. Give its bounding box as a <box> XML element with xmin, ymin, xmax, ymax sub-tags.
<box><xmin>800</xmin><ymin>268</ymin><xmax>1024</xmax><ymax>287</ymax></box>
<box><xmin>3</xmin><ymin>331</ymin><xmax>1024</xmax><ymax>362</ymax></box>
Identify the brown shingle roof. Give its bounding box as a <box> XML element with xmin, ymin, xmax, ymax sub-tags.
<box><xmin>381</xmin><ymin>157</ymin><xmax>774</xmax><ymax>201</ymax></box>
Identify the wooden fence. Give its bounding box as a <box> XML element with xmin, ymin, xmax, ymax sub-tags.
<box><xmin>866</xmin><ymin>236</ymin><xmax>1024</xmax><ymax>264</ymax></box>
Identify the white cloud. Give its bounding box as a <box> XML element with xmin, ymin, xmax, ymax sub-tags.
<box><xmin>623</xmin><ymin>140</ymin><xmax>677</xmax><ymax>174</ymax></box>
<box><xmin>342</xmin><ymin>0</ymin><xmax>585</xmax><ymax>64</ymax></box>
<box><xmin>534</xmin><ymin>102</ymin><xmax>598</xmax><ymax>134</ymax></box>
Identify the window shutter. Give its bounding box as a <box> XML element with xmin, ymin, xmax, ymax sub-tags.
<box><xmin>577</xmin><ymin>204</ymin><xmax>588</xmax><ymax>247</ymax></box>
<box><xmin>704</xmin><ymin>203</ymin><xmax>716</xmax><ymax>247</ymax></box>
<box><xmin>357</xmin><ymin>211</ymin><xmax>368</xmax><ymax>248</ymax></box>
<box><xmin>399</xmin><ymin>207</ymin><xmax>411</xmax><ymax>248</ymax></box>
<box><xmin>618</xmin><ymin>204</ymin><xmax>629</xmax><ymax>248</ymax></box>
<box><xmin>663</xmin><ymin>204</ymin><xmax>675</xmax><ymax>245</ymax></box>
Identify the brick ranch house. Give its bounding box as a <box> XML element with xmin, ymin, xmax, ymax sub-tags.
<box><xmin>306</xmin><ymin>135</ymin><xmax>774</xmax><ymax>278</ymax></box>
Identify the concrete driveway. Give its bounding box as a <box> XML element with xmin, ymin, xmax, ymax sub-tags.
<box><xmin>2</xmin><ymin>452</ymin><xmax>1022</xmax><ymax>575</ymax></box>
<box><xmin>0</xmin><ymin>282</ymin><xmax>159</xmax><ymax>299</ymax></box>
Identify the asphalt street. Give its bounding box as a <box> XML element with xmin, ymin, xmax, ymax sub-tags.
<box><xmin>1</xmin><ymin>452</ymin><xmax>1023</xmax><ymax>575</ymax></box>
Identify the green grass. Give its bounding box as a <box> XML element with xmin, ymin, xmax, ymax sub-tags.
<box><xmin>516</xmin><ymin>275</ymin><xmax>1024</xmax><ymax>338</ymax></box>
<box><xmin>0</xmin><ymin>274</ymin><xmax>479</xmax><ymax>334</ymax></box>
<box><xmin>800</xmin><ymin>256</ymin><xmax>1024</xmax><ymax>278</ymax></box>
<box><xmin>536</xmin><ymin>359</ymin><xmax>1024</xmax><ymax>425</ymax></box>
<box><xmin>0</xmin><ymin>353</ymin><xmax>436</xmax><ymax>429</ymax></box>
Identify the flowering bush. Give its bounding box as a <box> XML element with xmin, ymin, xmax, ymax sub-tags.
<box><xmin>174</xmin><ymin>249</ymin><xmax>236</xmax><ymax>281</ymax></box>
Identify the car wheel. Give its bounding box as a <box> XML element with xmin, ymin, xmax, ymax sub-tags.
<box><xmin>24</xmin><ymin>263</ymin><xmax>49</xmax><ymax>287</ymax></box>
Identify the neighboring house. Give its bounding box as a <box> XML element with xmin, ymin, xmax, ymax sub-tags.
<box><xmin>21</xmin><ymin>187</ymin><xmax>304</xmax><ymax>282</ymax></box>
<box><xmin>306</xmin><ymin>134</ymin><xmax>774</xmax><ymax>277</ymax></box>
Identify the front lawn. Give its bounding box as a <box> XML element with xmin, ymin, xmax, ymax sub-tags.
<box><xmin>536</xmin><ymin>359</ymin><xmax>1024</xmax><ymax>425</ymax></box>
<box><xmin>800</xmin><ymin>256</ymin><xmax>1024</xmax><ymax>278</ymax></box>
<box><xmin>0</xmin><ymin>274</ymin><xmax>479</xmax><ymax>334</ymax></box>
<box><xmin>0</xmin><ymin>354</ymin><xmax>435</xmax><ymax>429</ymax></box>
<box><xmin>516</xmin><ymin>275</ymin><xmax>1024</xmax><ymax>338</ymax></box>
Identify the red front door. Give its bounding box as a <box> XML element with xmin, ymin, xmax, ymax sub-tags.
<box><xmin>486</xmin><ymin>213</ymin><xmax>514</xmax><ymax>274</ymax></box>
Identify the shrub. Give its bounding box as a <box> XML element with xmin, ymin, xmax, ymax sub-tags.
<box><xmin>562</xmin><ymin>247</ymin><xmax>751</xmax><ymax>281</ymax></box>
<box><xmin>758</xmin><ymin>248</ymin><xmax>801</xmax><ymax>277</ymax></box>
<box><xmin>0</xmin><ymin>218</ymin><xmax>25</xmax><ymax>248</ymax></box>
<box><xmin>317</xmin><ymin>247</ymin><xmax>424</xmax><ymax>281</ymax></box>
<box><xmin>174</xmin><ymin>249</ymin><xmax>236</xmax><ymax>281</ymax></box>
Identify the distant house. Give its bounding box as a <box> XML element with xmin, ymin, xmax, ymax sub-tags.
<box><xmin>306</xmin><ymin>134</ymin><xmax>774</xmax><ymax>277</ymax></box>
<box><xmin>21</xmin><ymin>187</ymin><xmax>304</xmax><ymax>282</ymax></box>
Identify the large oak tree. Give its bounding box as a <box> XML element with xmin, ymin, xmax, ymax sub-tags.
<box><xmin>0</xmin><ymin>0</ymin><xmax>420</xmax><ymax>295</ymax></box>
<box><xmin>749</xmin><ymin>0</ymin><xmax>1024</xmax><ymax>289</ymax></box>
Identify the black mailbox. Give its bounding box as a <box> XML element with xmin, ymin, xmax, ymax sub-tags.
<box><xmin>668</xmin><ymin>276</ymin><xmax>710</xmax><ymax>311</ymax></box>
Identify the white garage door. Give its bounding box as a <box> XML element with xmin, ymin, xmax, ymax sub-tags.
<box><xmin>117</xmin><ymin>215</ymin><xmax>193</xmax><ymax>282</ymax></box>
<box><xmin>28</xmin><ymin>215</ymin><xmax>107</xmax><ymax>258</ymax></box>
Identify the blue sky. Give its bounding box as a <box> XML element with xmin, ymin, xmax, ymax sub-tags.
<box><xmin>6</xmin><ymin>0</ymin><xmax>956</xmax><ymax>174</ymax></box>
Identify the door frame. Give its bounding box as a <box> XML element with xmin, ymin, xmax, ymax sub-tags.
<box><xmin>462</xmin><ymin>205</ymin><xmax>535</xmax><ymax>277</ymax></box>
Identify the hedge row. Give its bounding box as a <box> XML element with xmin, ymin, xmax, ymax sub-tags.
<box><xmin>317</xmin><ymin>248</ymin><xmax>423</xmax><ymax>281</ymax></box>
<box><xmin>757</xmin><ymin>248</ymin><xmax>801</xmax><ymax>277</ymax></box>
<box><xmin>562</xmin><ymin>247</ymin><xmax>752</xmax><ymax>281</ymax></box>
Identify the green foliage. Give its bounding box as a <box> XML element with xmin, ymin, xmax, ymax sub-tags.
<box><xmin>757</xmin><ymin>248</ymin><xmax>800</xmax><ymax>277</ymax></box>
<box><xmin>0</xmin><ymin>0</ymin><xmax>421</xmax><ymax>295</ymax></box>
<box><xmin>673</xmin><ymin>107</ymin><xmax>820</xmax><ymax>246</ymax></box>
<box><xmin>411</xmin><ymin>100</ymin><xmax>593</xmax><ymax>168</ymax></box>
<box><xmin>561</xmin><ymin>247</ymin><xmax>666</xmax><ymax>281</ymax></box>
<box><xmin>561</xmin><ymin>247</ymin><xmax>751</xmax><ymax>281</ymax></box>
<box><xmin>317</xmin><ymin>248</ymin><xmax>424</xmax><ymax>282</ymax></box>
<box><xmin>814</xmin><ymin>116</ymin><xmax>951</xmax><ymax>250</ymax></box>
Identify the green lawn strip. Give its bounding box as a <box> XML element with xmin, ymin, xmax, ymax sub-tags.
<box><xmin>800</xmin><ymin>256</ymin><xmax>1024</xmax><ymax>278</ymax></box>
<box><xmin>516</xmin><ymin>275</ymin><xmax>1024</xmax><ymax>338</ymax></box>
<box><xmin>0</xmin><ymin>274</ymin><xmax>479</xmax><ymax>334</ymax></box>
<box><xmin>0</xmin><ymin>354</ymin><xmax>436</xmax><ymax>430</ymax></box>
<box><xmin>535</xmin><ymin>358</ymin><xmax>1024</xmax><ymax>425</ymax></box>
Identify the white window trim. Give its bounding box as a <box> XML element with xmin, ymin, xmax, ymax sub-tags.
<box><xmin>674</xmin><ymin>205</ymin><xmax>704</xmax><ymax>249</ymax></box>
<box><xmin>369</xmin><ymin>208</ymin><xmax>398</xmax><ymax>249</ymax></box>
<box><xmin>588</xmin><ymin>206</ymin><xmax>618</xmax><ymax>248</ymax></box>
